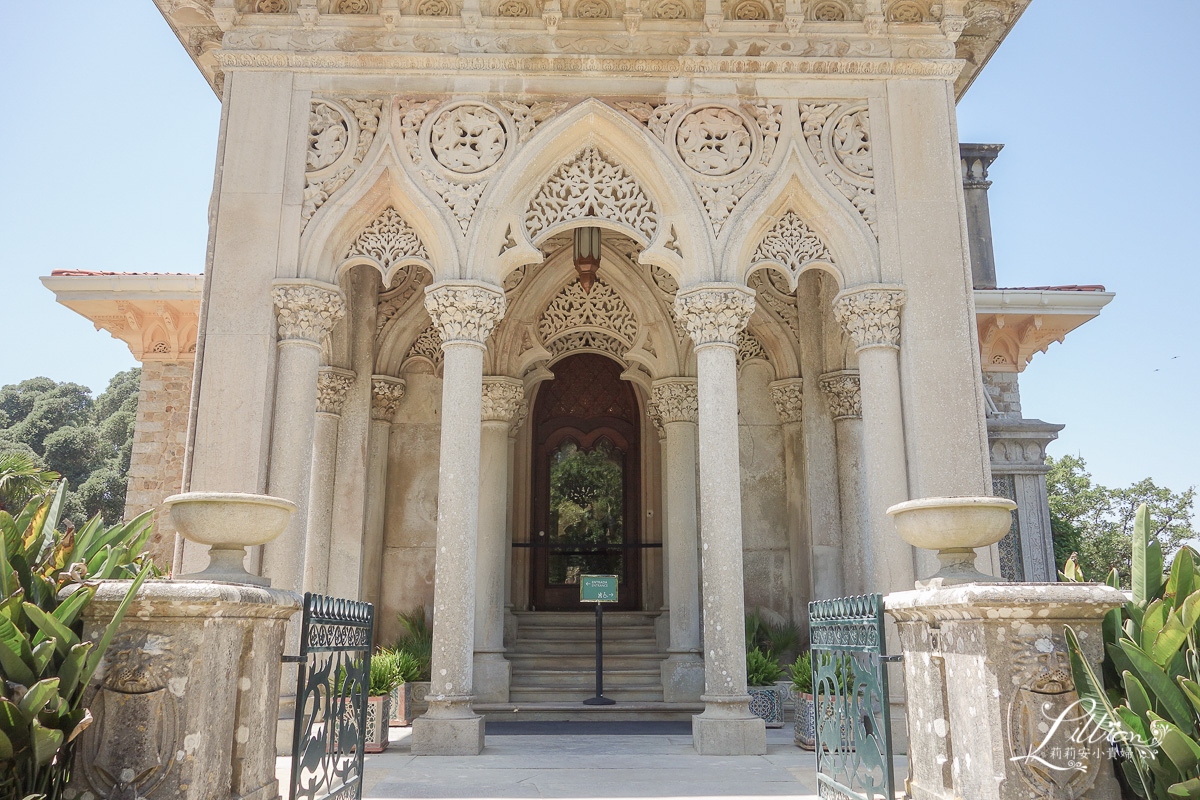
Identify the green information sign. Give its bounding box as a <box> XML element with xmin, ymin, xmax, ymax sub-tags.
<box><xmin>580</xmin><ymin>574</ymin><xmax>619</xmax><ymax>603</ymax></box>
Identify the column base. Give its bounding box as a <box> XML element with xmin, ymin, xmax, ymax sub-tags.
<box><xmin>472</xmin><ymin>653</ymin><xmax>511</xmax><ymax>704</ymax></box>
<box><xmin>691</xmin><ymin>697</ymin><xmax>765</xmax><ymax>755</ymax></box>
<box><xmin>411</xmin><ymin>713</ymin><xmax>485</xmax><ymax>756</ymax></box>
<box><xmin>661</xmin><ymin>653</ymin><xmax>704</xmax><ymax>703</ymax></box>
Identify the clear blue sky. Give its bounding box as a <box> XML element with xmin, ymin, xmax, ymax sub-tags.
<box><xmin>2</xmin><ymin>2</ymin><xmax>1196</xmax><ymax>497</ymax></box>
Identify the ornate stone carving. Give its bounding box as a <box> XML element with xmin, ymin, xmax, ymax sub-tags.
<box><xmin>751</xmin><ymin>211</ymin><xmax>833</xmax><ymax>279</ymax></box>
<box><xmin>547</xmin><ymin>329</ymin><xmax>627</xmax><ymax>361</ymax></box>
<box><xmin>346</xmin><ymin>207</ymin><xmax>429</xmax><ymax>269</ymax></box>
<box><xmin>723</xmin><ymin>0</ymin><xmax>773</xmax><ymax>18</ymax></box>
<box><xmin>800</xmin><ymin>102</ymin><xmax>876</xmax><ymax>237</ymax></box>
<box><xmin>406</xmin><ymin>322</ymin><xmax>445</xmax><ymax>367</ymax></box>
<box><xmin>652</xmin><ymin>0</ymin><xmax>690</xmax><ymax>19</ymax></box>
<box><xmin>430</xmin><ymin>104</ymin><xmax>508</xmax><ymax>173</ymax></box>
<box><xmin>675</xmin><ymin>107</ymin><xmax>753</xmax><ymax>176</ymax></box>
<box><xmin>481</xmin><ymin>378</ymin><xmax>526</xmax><ymax>424</ymax></box>
<box><xmin>820</xmin><ymin>371</ymin><xmax>861</xmax><ymax>419</ymax></box>
<box><xmin>302</xmin><ymin>97</ymin><xmax>383</xmax><ymax>226</ymax></box>
<box><xmin>576</xmin><ymin>0</ymin><xmax>613</xmax><ymax>17</ymax></box>
<box><xmin>396</xmin><ymin>98</ymin><xmax>441</xmax><ymax>163</ymax></box>
<box><xmin>272</xmin><ymin>282</ymin><xmax>346</xmax><ymax>343</ymax></box>
<box><xmin>375</xmin><ymin>265</ymin><xmax>430</xmax><ymax>337</ymax></box>
<box><xmin>736</xmin><ymin>330</ymin><xmax>769</xmax><ymax>366</ymax></box>
<box><xmin>317</xmin><ymin>368</ymin><xmax>355</xmax><ymax>415</ymax></box>
<box><xmin>424</xmin><ymin>283</ymin><xmax>506</xmax><ymax>346</ymax></box>
<box><xmin>833</xmin><ymin>285</ymin><xmax>905</xmax><ymax>351</ymax></box>
<box><xmin>497</xmin><ymin>0</ymin><xmax>532</xmax><ymax>15</ymax></box>
<box><xmin>498</xmin><ymin>100</ymin><xmax>570</xmax><ymax>143</ymax></box>
<box><xmin>768</xmin><ymin>378</ymin><xmax>803</xmax><ymax>424</ymax></box>
<box><xmin>615</xmin><ymin>101</ymin><xmax>684</xmax><ymax>142</ymax></box>
<box><xmin>307</xmin><ymin>102</ymin><xmax>349</xmax><ymax>171</ymax></box>
<box><xmin>539</xmin><ymin>278</ymin><xmax>638</xmax><ymax>347</ymax></box>
<box><xmin>746</xmin><ymin>101</ymin><xmax>782</xmax><ymax>165</ymax></box>
<box><xmin>419</xmin><ymin>0</ymin><xmax>454</xmax><ymax>14</ymax></box>
<box><xmin>674</xmin><ymin>284</ymin><xmax>755</xmax><ymax>348</ymax></box>
<box><xmin>650</xmin><ymin>379</ymin><xmax>698</xmax><ymax>424</ymax></box>
<box><xmin>257</xmin><ymin>0</ymin><xmax>289</xmax><ymax>12</ymax></box>
<box><xmin>695</xmin><ymin>171</ymin><xmax>760</xmax><ymax>237</ymax></box>
<box><xmin>887</xmin><ymin>0</ymin><xmax>927</xmax><ymax>22</ymax></box>
<box><xmin>419</xmin><ymin>169</ymin><xmax>486</xmax><ymax>234</ymax></box>
<box><xmin>525</xmin><ymin>146</ymin><xmax>658</xmax><ymax>243</ymax></box>
<box><xmin>336</xmin><ymin>0</ymin><xmax>372</xmax><ymax>11</ymax></box>
<box><xmin>371</xmin><ymin>376</ymin><xmax>407</xmax><ymax>421</ymax></box>
<box><xmin>747</xmin><ymin>269</ymin><xmax>799</xmax><ymax>339</ymax></box>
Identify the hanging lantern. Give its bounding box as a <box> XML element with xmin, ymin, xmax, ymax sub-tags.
<box><xmin>573</xmin><ymin>226</ymin><xmax>602</xmax><ymax>294</ymax></box>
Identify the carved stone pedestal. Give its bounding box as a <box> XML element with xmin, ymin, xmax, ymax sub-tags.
<box><xmin>67</xmin><ymin>581</ymin><xmax>301</xmax><ymax>800</ymax></box>
<box><xmin>884</xmin><ymin>583</ymin><xmax>1124</xmax><ymax>800</ymax></box>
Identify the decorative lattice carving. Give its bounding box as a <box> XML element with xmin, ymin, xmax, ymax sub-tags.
<box><xmin>747</xmin><ymin>102</ymin><xmax>782</xmax><ymax>165</ymax></box>
<box><xmin>547</xmin><ymin>330</ymin><xmax>627</xmax><ymax>361</ymax></box>
<box><xmin>346</xmin><ymin>207</ymin><xmax>429</xmax><ymax>269</ymax></box>
<box><xmin>430</xmin><ymin>105</ymin><xmax>508</xmax><ymax>174</ymax></box>
<box><xmin>615</xmin><ymin>102</ymin><xmax>684</xmax><ymax>142</ymax></box>
<box><xmin>675</xmin><ymin>107</ymin><xmax>753</xmax><ymax>177</ymax></box>
<box><xmin>524</xmin><ymin>147</ymin><xmax>658</xmax><ymax>243</ymax></box>
<box><xmin>397</xmin><ymin>99</ymin><xmax>441</xmax><ymax>163</ymax></box>
<box><xmin>887</xmin><ymin>0</ymin><xmax>926</xmax><ymax>22</ymax></box>
<box><xmin>539</xmin><ymin>279</ymin><xmax>638</xmax><ymax>346</ymax></box>
<box><xmin>406</xmin><ymin>322</ymin><xmax>444</xmax><ymax>367</ymax></box>
<box><xmin>302</xmin><ymin>98</ymin><xmax>383</xmax><ymax>227</ymax></box>
<box><xmin>336</xmin><ymin>0</ymin><xmax>372</xmax><ymax>12</ymax></box>
<box><xmin>498</xmin><ymin>101</ymin><xmax>570</xmax><ymax>143</ymax></box>
<box><xmin>737</xmin><ymin>330</ymin><xmax>769</xmax><ymax>366</ymax></box>
<box><xmin>307</xmin><ymin>102</ymin><xmax>348</xmax><ymax>171</ymax></box>
<box><xmin>575</xmin><ymin>0</ymin><xmax>612</xmax><ymax>16</ymax></box>
<box><xmin>419</xmin><ymin>170</ymin><xmax>486</xmax><ymax>234</ymax></box>
<box><xmin>497</xmin><ymin>0</ymin><xmax>532</xmax><ymax>15</ymax></box>
<box><xmin>751</xmin><ymin>211</ymin><xmax>833</xmax><ymax>279</ymax></box>
<box><xmin>801</xmin><ymin>103</ymin><xmax>876</xmax><ymax>237</ymax></box>
<box><xmin>695</xmin><ymin>171</ymin><xmax>760</xmax><ymax>237</ymax></box>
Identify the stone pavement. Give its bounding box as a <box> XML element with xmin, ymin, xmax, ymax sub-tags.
<box><xmin>279</xmin><ymin>723</ymin><xmax>838</xmax><ymax>799</ymax></box>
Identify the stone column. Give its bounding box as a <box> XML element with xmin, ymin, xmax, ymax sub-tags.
<box><xmin>885</xmin><ymin>584</ymin><xmax>1124</xmax><ymax>800</ymax></box>
<box><xmin>304</xmin><ymin>367</ymin><xmax>354</xmax><ymax>594</ymax></box>
<box><xmin>674</xmin><ymin>283</ymin><xmax>766</xmax><ymax>756</ymax></box>
<box><xmin>362</xmin><ymin>376</ymin><xmax>406</xmax><ymax>613</ymax></box>
<box><xmin>819</xmin><ymin>371</ymin><xmax>869</xmax><ymax>596</ymax></box>
<box><xmin>652</xmin><ymin>378</ymin><xmax>705</xmax><ymax>703</ymax></box>
<box><xmin>71</xmin><ymin>581</ymin><xmax>301</xmax><ymax>800</ymax></box>
<box><xmin>474</xmin><ymin>377</ymin><xmax>526</xmax><ymax>703</ymax></box>
<box><xmin>411</xmin><ymin>281</ymin><xmax>505</xmax><ymax>756</ymax></box>
<box><xmin>770</xmin><ymin>379</ymin><xmax>821</xmax><ymax>609</ymax></box>
<box><xmin>832</xmin><ymin>286</ymin><xmax>914</xmax><ymax>595</ymax></box>
<box><xmin>263</xmin><ymin>280</ymin><xmax>346</xmax><ymax>591</ymax></box>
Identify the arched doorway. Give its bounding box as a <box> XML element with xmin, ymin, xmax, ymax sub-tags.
<box><xmin>529</xmin><ymin>353</ymin><xmax>642</xmax><ymax>611</ymax></box>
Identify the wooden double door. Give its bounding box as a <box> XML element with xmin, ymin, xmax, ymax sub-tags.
<box><xmin>528</xmin><ymin>354</ymin><xmax>642</xmax><ymax>611</ymax></box>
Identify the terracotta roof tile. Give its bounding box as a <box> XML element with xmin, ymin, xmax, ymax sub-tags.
<box><xmin>49</xmin><ymin>269</ymin><xmax>200</xmax><ymax>277</ymax></box>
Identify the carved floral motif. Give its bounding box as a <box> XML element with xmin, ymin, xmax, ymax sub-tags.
<box><xmin>419</xmin><ymin>169</ymin><xmax>487</xmax><ymax>234</ymax></box>
<box><xmin>651</xmin><ymin>379</ymin><xmax>698</xmax><ymax>423</ymax></box>
<box><xmin>376</xmin><ymin>266</ymin><xmax>430</xmax><ymax>337</ymax></box>
<box><xmin>547</xmin><ymin>330</ymin><xmax>627</xmax><ymax>361</ymax></box>
<box><xmin>481</xmin><ymin>378</ymin><xmax>527</xmax><ymax>424</ymax></box>
<box><xmin>675</xmin><ymin>107</ymin><xmax>753</xmax><ymax>176</ymax></box>
<box><xmin>317</xmin><ymin>368</ymin><xmax>355</xmax><ymax>415</ymax></box>
<box><xmin>371</xmin><ymin>376</ymin><xmax>407</xmax><ymax>421</ymax></box>
<box><xmin>833</xmin><ymin>286</ymin><xmax>905</xmax><ymax>351</ymax></box>
<box><xmin>406</xmin><ymin>322</ymin><xmax>444</xmax><ymax>367</ymax></box>
<box><xmin>308</xmin><ymin>102</ymin><xmax>348</xmax><ymax>171</ymax></box>
<box><xmin>498</xmin><ymin>100</ymin><xmax>570</xmax><ymax>143</ymax></box>
<box><xmin>769</xmin><ymin>379</ymin><xmax>803</xmax><ymax>424</ymax></box>
<box><xmin>696</xmin><ymin>171</ymin><xmax>760</xmax><ymax>237</ymax></box>
<box><xmin>396</xmin><ymin>98</ymin><xmax>441</xmax><ymax>163</ymax></box>
<box><xmin>820</xmin><ymin>371</ymin><xmax>861</xmax><ymax>419</ymax></box>
<box><xmin>424</xmin><ymin>283</ymin><xmax>506</xmax><ymax>346</ymax></box>
<box><xmin>751</xmin><ymin>211</ymin><xmax>833</xmax><ymax>279</ymax></box>
<box><xmin>737</xmin><ymin>330</ymin><xmax>769</xmax><ymax>366</ymax></box>
<box><xmin>539</xmin><ymin>278</ymin><xmax>638</xmax><ymax>347</ymax></box>
<box><xmin>302</xmin><ymin>98</ymin><xmax>384</xmax><ymax>227</ymax></box>
<box><xmin>273</xmin><ymin>283</ymin><xmax>346</xmax><ymax>343</ymax></box>
<box><xmin>800</xmin><ymin>102</ymin><xmax>877</xmax><ymax>237</ymax></box>
<box><xmin>430</xmin><ymin>104</ymin><xmax>508</xmax><ymax>173</ymax></box>
<box><xmin>615</xmin><ymin>101</ymin><xmax>684</xmax><ymax>142</ymax></box>
<box><xmin>346</xmin><ymin>207</ymin><xmax>429</xmax><ymax>269</ymax></box>
<box><xmin>674</xmin><ymin>285</ymin><xmax>755</xmax><ymax>348</ymax></box>
<box><xmin>525</xmin><ymin>146</ymin><xmax>658</xmax><ymax>242</ymax></box>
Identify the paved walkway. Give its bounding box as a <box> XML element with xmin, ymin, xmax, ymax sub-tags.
<box><xmin>280</xmin><ymin>723</ymin><xmax>828</xmax><ymax>799</ymax></box>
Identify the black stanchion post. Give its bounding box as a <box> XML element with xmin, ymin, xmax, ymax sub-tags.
<box><xmin>584</xmin><ymin>600</ymin><xmax>615</xmax><ymax>705</ymax></box>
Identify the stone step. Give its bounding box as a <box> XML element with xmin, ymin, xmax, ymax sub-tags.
<box><xmin>508</xmin><ymin>653</ymin><xmax>665</xmax><ymax>670</ymax></box>
<box><xmin>511</xmin><ymin>669</ymin><xmax>664</xmax><ymax>688</ymax></box>
<box><xmin>507</xmin><ymin>686</ymin><xmax>666</xmax><ymax>703</ymax></box>
<box><xmin>476</xmin><ymin>701</ymin><xmax>703</xmax><ymax>723</ymax></box>
<box><xmin>516</xmin><ymin>627</ymin><xmax>656</xmax><ymax>641</ymax></box>
<box><xmin>511</xmin><ymin>639</ymin><xmax>660</xmax><ymax>655</ymax></box>
<box><xmin>512</xmin><ymin>611</ymin><xmax>661</xmax><ymax>627</ymax></box>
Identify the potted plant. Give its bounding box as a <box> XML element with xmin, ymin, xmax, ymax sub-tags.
<box><xmin>746</xmin><ymin>647</ymin><xmax>786</xmax><ymax>728</ymax></box>
<box><xmin>389</xmin><ymin>606</ymin><xmax>433</xmax><ymax>726</ymax></box>
<box><xmin>790</xmin><ymin>652</ymin><xmax>815</xmax><ymax>749</ymax></box>
<box><xmin>366</xmin><ymin>649</ymin><xmax>401</xmax><ymax>753</ymax></box>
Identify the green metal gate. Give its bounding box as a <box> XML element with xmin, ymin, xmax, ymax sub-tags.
<box><xmin>809</xmin><ymin>594</ymin><xmax>899</xmax><ymax>800</ymax></box>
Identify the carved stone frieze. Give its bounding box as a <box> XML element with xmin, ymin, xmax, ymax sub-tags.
<box><xmin>396</xmin><ymin>98</ymin><xmax>441</xmax><ymax>163</ymax></box>
<box><xmin>317</xmin><ymin>367</ymin><xmax>355</xmax><ymax>415</ymax></box>
<box><xmin>650</xmin><ymin>378</ymin><xmax>698</xmax><ymax>424</ymax></box>
<box><xmin>819</xmin><ymin>370</ymin><xmax>861</xmax><ymax>419</ymax></box>
<box><xmin>302</xmin><ymin>97</ymin><xmax>384</xmax><ymax>227</ymax></box>
<box><xmin>424</xmin><ymin>282</ymin><xmax>507</xmax><ymax>346</ymax></box>
<box><xmin>272</xmin><ymin>282</ymin><xmax>347</xmax><ymax>343</ymax></box>
<box><xmin>371</xmin><ymin>375</ymin><xmax>408</xmax><ymax>421</ymax></box>
<box><xmin>768</xmin><ymin>378</ymin><xmax>803</xmax><ymax>424</ymax></box>
<box><xmin>675</xmin><ymin>106</ymin><xmax>753</xmax><ymax>177</ymax></box>
<box><xmin>481</xmin><ymin>377</ymin><xmax>526</xmax><ymax>424</ymax></box>
<box><xmin>547</xmin><ymin>329</ymin><xmax>627</xmax><ymax>362</ymax></box>
<box><xmin>800</xmin><ymin>102</ymin><xmax>877</xmax><ymax>238</ymax></box>
<box><xmin>751</xmin><ymin>210</ymin><xmax>834</xmax><ymax>280</ymax></box>
<box><xmin>674</xmin><ymin>284</ymin><xmax>755</xmax><ymax>348</ymax></box>
<box><xmin>525</xmin><ymin>146</ymin><xmax>658</xmax><ymax>243</ymax></box>
<box><xmin>346</xmin><ymin>207</ymin><xmax>429</xmax><ymax>269</ymax></box>
<box><xmin>539</xmin><ymin>278</ymin><xmax>638</xmax><ymax>348</ymax></box>
<box><xmin>833</xmin><ymin>285</ymin><xmax>905</xmax><ymax>351</ymax></box>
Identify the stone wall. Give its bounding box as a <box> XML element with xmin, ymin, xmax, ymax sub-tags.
<box><xmin>981</xmin><ymin>370</ymin><xmax>1021</xmax><ymax>419</ymax></box>
<box><xmin>124</xmin><ymin>360</ymin><xmax>193</xmax><ymax>567</ymax></box>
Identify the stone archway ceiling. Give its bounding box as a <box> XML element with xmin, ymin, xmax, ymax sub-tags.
<box><xmin>376</xmin><ymin>264</ymin><xmax>431</xmax><ymax>338</ymax></box>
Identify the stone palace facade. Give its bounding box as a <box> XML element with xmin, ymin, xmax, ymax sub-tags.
<box><xmin>41</xmin><ymin>0</ymin><xmax>1113</xmax><ymax>754</ymax></box>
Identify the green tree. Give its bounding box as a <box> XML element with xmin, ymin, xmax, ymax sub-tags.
<box><xmin>1047</xmin><ymin>454</ymin><xmax>1196</xmax><ymax>586</ymax></box>
<box><xmin>0</xmin><ymin>369</ymin><xmax>141</xmax><ymax>527</ymax></box>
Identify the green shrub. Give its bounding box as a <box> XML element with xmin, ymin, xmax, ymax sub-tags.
<box><xmin>789</xmin><ymin>652</ymin><xmax>813</xmax><ymax>694</ymax></box>
<box><xmin>746</xmin><ymin>647</ymin><xmax>784</xmax><ymax>687</ymax></box>
<box><xmin>393</xmin><ymin>649</ymin><xmax>422</xmax><ymax>684</ymax></box>
<box><xmin>369</xmin><ymin>649</ymin><xmax>403</xmax><ymax>696</ymax></box>
<box><xmin>745</xmin><ymin>609</ymin><xmax>802</xmax><ymax>666</ymax></box>
<box><xmin>392</xmin><ymin>606</ymin><xmax>432</xmax><ymax>682</ymax></box>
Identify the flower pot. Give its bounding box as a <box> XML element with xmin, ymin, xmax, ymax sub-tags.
<box><xmin>747</xmin><ymin>684</ymin><xmax>785</xmax><ymax>728</ymax></box>
<box><xmin>410</xmin><ymin>681</ymin><xmax>431</xmax><ymax>717</ymax></box>
<box><xmin>389</xmin><ymin>682</ymin><xmax>414</xmax><ymax>727</ymax></box>
<box><xmin>794</xmin><ymin>692</ymin><xmax>815</xmax><ymax>749</ymax></box>
<box><xmin>365</xmin><ymin>694</ymin><xmax>392</xmax><ymax>753</ymax></box>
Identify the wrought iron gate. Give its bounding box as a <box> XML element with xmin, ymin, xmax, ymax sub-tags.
<box><xmin>287</xmin><ymin>593</ymin><xmax>374</xmax><ymax>800</ymax></box>
<box><xmin>809</xmin><ymin>594</ymin><xmax>899</xmax><ymax>800</ymax></box>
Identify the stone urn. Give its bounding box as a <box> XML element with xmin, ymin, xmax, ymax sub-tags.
<box><xmin>163</xmin><ymin>492</ymin><xmax>296</xmax><ymax>586</ymax></box>
<box><xmin>887</xmin><ymin>496</ymin><xmax>1017</xmax><ymax>587</ymax></box>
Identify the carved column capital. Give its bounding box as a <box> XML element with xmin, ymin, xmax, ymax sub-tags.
<box><xmin>832</xmin><ymin>284</ymin><xmax>905</xmax><ymax>352</ymax></box>
<box><xmin>424</xmin><ymin>281</ymin><xmax>506</xmax><ymax>348</ymax></box>
<box><xmin>768</xmin><ymin>379</ymin><xmax>804</xmax><ymax>425</ymax></box>
<box><xmin>272</xmin><ymin>280</ymin><xmax>346</xmax><ymax>344</ymax></box>
<box><xmin>819</xmin><ymin>370</ymin><xmax>861</xmax><ymax>420</ymax></box>
<box><xmin>674</xmin><ymin>283</ymin><xmax>756</xmax><ymax>349</ymax></box>
<box><xmin>481</xmin><ymin>377</ymin><xmax>526</xmax><ymax>427</ymax></box>
<box><xmin>650</xmin><ymin>378</ymin><xmax>698</xmax><ymax>424</ymax></box>
<box><xmin>371</xmin><ymin>375</ymin><xmax>407</xmax><ymax>422</ymax></box>
<box><xmin>317</xmin><ymin>367</ymin><xmax>355</xmax><ymax>416</ymax></box>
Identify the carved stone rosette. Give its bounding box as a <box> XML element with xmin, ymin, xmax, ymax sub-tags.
<box><xmin>832</xmin><ymin>284</ymin><xmax>905</xmax><ymax>352</ymax></box>
<box><xmin>481</xmin><ymin>377</ymin><xmax>526</xmax><ymax>426</ymax></box>
<box><xmin>820</xmin><ymin>370</ymin><xmax>861</xmax><ymax>420</ymax></box>
<box><xmin>317</xmin><ymin>368</ymin><xmax>355</xmax><ymax>415</ymax></box>
<box><xmin>768</xmin><ymin>378</ymin><xmax>803</xmax><ymax>424</ymax></box>
<box><xmin>423</xmin><ymin>282</ymin><xmax>506</xmax><ymax>347</ymax></box>
<box><xmin>272</xmin><ymin>281</ymin><xmax>347</xmax><ymax>344</ymax></box>
<box><xmin>673</xmin><ymin>284</ymin><xmax>756</xmax><ymax>349</ymax></box>
<box><xmin>371</xmin><ymin>375</ymin><xmax>407</xmax><ymax>422</ymax></box>
<box><xmin>650</xmin><ymin>378</ymin><xmax>698</xmax><ymax>424</ymax></box>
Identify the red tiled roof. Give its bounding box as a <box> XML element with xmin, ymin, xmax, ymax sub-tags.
<box><xmin>49</xmin><ymin>270</ymin><xmax>200</xmax><ymax>277</ymax></box>
<box><xmin>992</xmin><ymin>285</ymin><xmax>1107</xmax><ymax>292</ymax></box>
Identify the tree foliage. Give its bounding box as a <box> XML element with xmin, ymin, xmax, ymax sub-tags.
<box><xmin>0</xmin><ymin>370</ymin><xmax>140</xmax><ymax>526</ymax></box>
<box><xmin>1048</xmin><ymin>454</ymin><xmax>1196</xmax><ymax>587</ymax></box>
